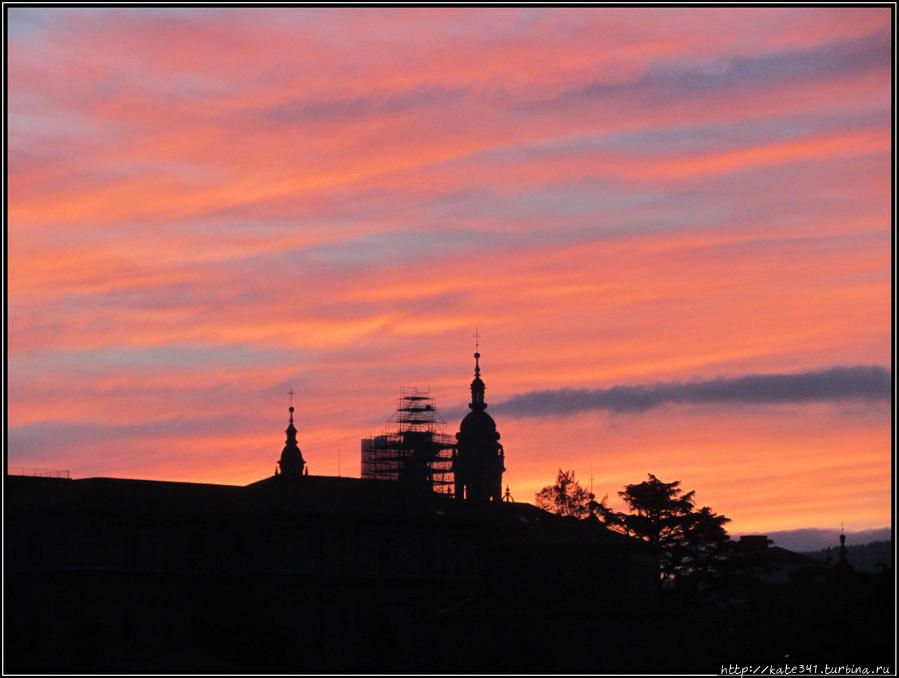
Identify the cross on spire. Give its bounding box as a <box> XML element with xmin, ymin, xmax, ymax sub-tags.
<box><xmin>287</xmin><ymin>381</ymin><xmax>296</xmax><ymax>424</ymax></box>
<box><xmin>473</xmin><ymin>327</ymin><xmax>480</xmax><ymax>353</ymax></box>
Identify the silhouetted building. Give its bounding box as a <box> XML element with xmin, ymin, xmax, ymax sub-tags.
<box><xmin>454</xmin><ymin>351</ymin><xmax>505</xmax><ymax>502</ymax></box>
<box><xmin>735</xmin><ymin>534</ymin><xmax>826</xmax><ymax>584</ymax></box>
<box><xmin>828</xmin><ymin>529</ymin><xmax>858</xmax><ymax>596</ymax></box>
<box><xmin>360</xmin><ymin>389</ymin><xmax>454</xmax><ymax>494</ymax></box>
<box><xmin>5</xmin><ymin>396</ymin><xmax>659</xmax><ymax>673</ymax></box>
<box><xmin>834</xmin><ymin>529</ymin><xmax>854</xmax><ymax>573</ymax></box>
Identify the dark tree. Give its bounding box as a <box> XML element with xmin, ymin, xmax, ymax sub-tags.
<box><xmin>616</xmin><ymin>473</ymin><xmax>696</xmax><ymax>545</ymax></box>
<box><xmin>673</xmin><ymin>504</ymin><xmax>732</xmax><ymax>585</ymax></box>
<box><xmin>600</xmin><ymin>473</ymin><xmax>731</xmax><ymax>584</ymax></box>
<box><xmin>535</xmin><ymin>468</ymin><xmax>596</xmax><ymax>518</ymax></box>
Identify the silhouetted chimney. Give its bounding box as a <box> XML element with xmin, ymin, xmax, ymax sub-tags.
<box><xmin>738</xmin><ymin>535</ymin><xmax>770</xmax><ymax>551</ymax></box>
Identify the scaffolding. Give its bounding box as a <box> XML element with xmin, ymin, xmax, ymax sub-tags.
<box><xmin>361</xmin><ymin>387</ymin><xmax>455</xmax><ymax>495</ymax></box>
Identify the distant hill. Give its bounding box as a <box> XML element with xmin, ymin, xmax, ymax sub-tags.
<box><xmin>802</xmin><ymin>540</ymin><xmax>893</xmax><ymax>573</ymax></box>
<box><xmin>735</xmin><ymin>526</ymin><xmax>892</xmax><ymax>552</ymax></box>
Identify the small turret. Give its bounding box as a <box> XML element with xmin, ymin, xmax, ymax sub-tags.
<box><xmin>278</xmin><ymin>405</ymin><xmax>306</xmax><ymax>477</ymax></box>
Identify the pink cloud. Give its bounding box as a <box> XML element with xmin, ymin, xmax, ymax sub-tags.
<box><xmin>7</xmin><ymin>8</ymin><xmax>891</xmax><ymax>534</ymax></box>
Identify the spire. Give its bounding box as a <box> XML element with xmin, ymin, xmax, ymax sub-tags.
<box><xmin>286</xmin><ymin>406</ymin><xmax>297</xmax><ymax>441</ymax></box>
<box><xmin>288</xmin><ymin>384</ymin><xmax>296</xmax><ymax>425</ymax></box>
<box><xmin>469</xmin><ymin>325</ymin><xmax>486</xmax><ymax>410</ymax></box>
<box><xmin>470</xmin><ymin>351</ymin><xmax>486</xmax><ymax>411</ymax></box>
<box><xmin>284</xmin><ymin>385</ymin><xmax>299</xmax><ymax>446</ymax></box>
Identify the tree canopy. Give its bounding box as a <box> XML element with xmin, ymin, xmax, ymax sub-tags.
<box><xmin>537</xmin><ymin>470</ymin><xmax>732</xmax><ymax>585</ymax></box>
<box><xmin>534</xmin><ymin>468</ymin><xmax>596</xmax><ymax>519</ymax></box>
<box><xmin>603</xmin><ymin>473</ymin><xmax>731</xmax><ymax>583</ymax></box>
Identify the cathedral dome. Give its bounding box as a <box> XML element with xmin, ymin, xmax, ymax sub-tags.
<box><xmin>458</xmin><ymin>409</ymin><xmax>500</xmax><ymax>441</ymax></box>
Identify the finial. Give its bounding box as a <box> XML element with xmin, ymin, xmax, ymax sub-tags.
<box><xmin>288</xmin><ymin>382</ymin><xmax>296</xmax><ymax>423</ymax></box>
<box><xmin>472</xmin><ymin>328</ymin><xmax>482</xmax><ymax>376</ymax></box>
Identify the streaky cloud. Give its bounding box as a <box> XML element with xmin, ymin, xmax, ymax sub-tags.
<box><xmin>8</xmin><ymin>414</ymin><xmax>251</xmax><ymax>455</ymax></box>
<box><xmin>493</xmin><ymin>365</ymin><xmax>891</xmax><ymax>417</ymax></box>
<box><xmin>544</xmin><ymin>29</ymin><xmax>890</xmax><ymax>112</ymax></box>
<box><xmin>262</xmin><ymin>84</ymin><xmax>467</xmax><ymax>124</ymax></box>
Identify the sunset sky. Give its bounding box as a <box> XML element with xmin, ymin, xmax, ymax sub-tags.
<box><xmin>6</xmin><ymin>7</ymin><xmax>892</xmax><ymax>535</ymax></box>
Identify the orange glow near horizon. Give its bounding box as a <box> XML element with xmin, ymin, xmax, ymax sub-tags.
<box><xmin>7</xmin><ymin>7</ymin><xmax>891</xmax><ymax>536</ymax></box>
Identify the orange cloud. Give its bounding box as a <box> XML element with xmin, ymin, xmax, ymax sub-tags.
<box><xmin>7</xmin><ymin>8</ymin><xmax>891</xmax><ymax>534</ymax></box>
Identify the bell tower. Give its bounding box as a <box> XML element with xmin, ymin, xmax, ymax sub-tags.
<box><xmin>453</xmin><ymin>346</ymin><xmax>505</xmax><ymax>502</ymax></box>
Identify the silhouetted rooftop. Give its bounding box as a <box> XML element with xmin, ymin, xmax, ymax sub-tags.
<box><xmin>7</xmin><ymin>473</ymin><xmax>652</xmax><ymax>551</ymax></box>
<box><xmin>762</xmin><ymin>545</ymin><xmax>826</xmax><ymax>568</ymax></box>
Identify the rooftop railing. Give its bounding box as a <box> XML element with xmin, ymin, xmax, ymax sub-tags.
<box><xmin>7</xmin><ymin>467</ymin><xmax>71</xmax><ymax>479</ymax></box>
